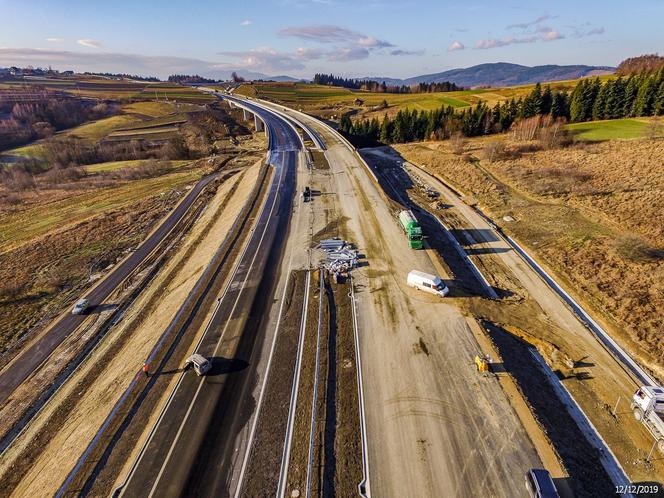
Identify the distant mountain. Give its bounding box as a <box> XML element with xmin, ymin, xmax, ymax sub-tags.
<box><xmin>359</xmin><ymin>62</ymin><xmax>615</xmax><ymax>88</ymax></box>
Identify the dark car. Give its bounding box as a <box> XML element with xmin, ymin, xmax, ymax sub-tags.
<box><xmin>525</xmin><ymin>469</ymin><xmax>559</xmax><ymax>498</ymax></box>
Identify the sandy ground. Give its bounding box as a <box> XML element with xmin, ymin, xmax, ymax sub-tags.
<box><xmin>0</xmin><ymin>160</ymin><xmax>262</xmax><ymax>497</ymax></box>
<box><xmin>284</xmin><ymin>120</ymin><xmax>543</xmax><ymax>497</ymax></box>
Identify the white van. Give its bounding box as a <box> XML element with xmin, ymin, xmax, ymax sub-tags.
<box><xmin>407</xmin><ymin>270</ymin><xmax>449</xmax><ymax>297</ymax></box>
<box><xmin>184</xmin><ymin>354</ymin><xmax>212</xmax><ymax>376</ymax></box>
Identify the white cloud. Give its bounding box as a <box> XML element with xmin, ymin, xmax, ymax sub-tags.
<box><xmin>474</xmin><ymin>36</ymin><xmax>537</xmax><ymax>49</ymax></box>
<box><xmin>295</xmin><ymin>47</ymin><xmax>326</xmax><ymax>60</ymax></box>
<box><xmin>46</xmin><ymin>37</ymin><xmax>64</xmax><ymax>43</ymax></box>
<box><xmin>280</xmin><ymin>25</ymin><xmax>362</xmax><ymax>43</ymax></box>
<box><xmin>538</xmin><ymin>28</ymin><xmax>564</xmax><ymax>42</ymax></box>
<box><xmin>219</xmin><ymin>47</ymin><xmax>306</xmax><ymax>71</ymax></box>
<box><xmin>240</xmin><ymin>19</ymin><xmax>252</xmax><ymax>26</ymax></box>
<box><xmin>448</xmin><ymin>41</ymin><xmax>465</xmax><ymax>52</ymax></box>
<box><xmin>357</xmin><ymin>36</ymin><xmax>393</xmax><ymax>49</ymax></box>
<box><xmin>279</xmin><ymin>25</ymin><xmax>393</xmax><ymax>48</ymax></box>
<box><xmin>571</xmin><ymin>26</ymin><xmax>605</xmax><ymax>38</ymax></box>
<box><xmin>77</xmin><ymin>39</ymin><xmax>101</xmax><ymax>49</ymax></box>
<box><xmin>327</xmin><ymin>46</ymin><xmax>370</xmax><ymax>61</ymax></box>
<box><xmin>0</xmin><ymin>47</ymin><xmax>251</xmax><ymax>79</ymax></box>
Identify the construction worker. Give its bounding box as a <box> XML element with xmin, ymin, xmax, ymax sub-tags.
<box><xmin>143</xmin><ymin>363</ymin><xmax>149</xmax><ymax>377</ymax></box>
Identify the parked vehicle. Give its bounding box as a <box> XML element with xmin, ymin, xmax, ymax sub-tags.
<box><xmin>525</xmin><ymin>469</ymin><xmax>559</xmax><ymax>498</ymax></box>
<box><xmin>407</xmin><ymin>270</ymin><xmax>449</xmax><ymax>297</ymax></box>
<box><xmin>632</xmin><ymin>385</ymin><xmax>664</xmax><ymax>452</ymax></box>
<box><xmin>184</xmin><ymin>354</ymin><xmax>212</xmax><ymax>376</ymax></box>
<box><xmin>71</xmin><ymin>298</ymin><xmax>90</xmax><ymax>315</ymax></box>
<box><xmin>398</xmin><ymin>210</ymin><xmax>423</xmax><ymax>249</ymax></box>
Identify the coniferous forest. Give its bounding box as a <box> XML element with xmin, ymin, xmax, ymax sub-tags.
<box><xmin>339</xmin><ymin>69</ymin><xmax>664</xmax><ymax>145</ymax></box>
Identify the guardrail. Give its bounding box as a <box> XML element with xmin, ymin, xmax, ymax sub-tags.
<box><xmin>506</xmin><ymin>234</ymin><xmax>655</xmax><ymax>387</ymax></box>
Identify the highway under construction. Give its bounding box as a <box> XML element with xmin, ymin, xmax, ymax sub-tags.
<box><xmin>1</xmin><ymin>88</ymin><xmax>664</xmax><ymax>498</ymax></box>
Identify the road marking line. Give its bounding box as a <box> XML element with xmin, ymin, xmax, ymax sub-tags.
<box><xmin>233</xmin><ymin>146</ymin><xmax>307</xmax><ymax>498</ymax></box>
<box><xmin>148</xmin><ymin>141</ymin><xmax>289</xmax><ymax>496</ymax></box>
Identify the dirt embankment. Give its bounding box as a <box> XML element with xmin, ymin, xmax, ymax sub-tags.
<box><xmin>485</xmin><ymin>322</ymin><xmax>616</xmax><ymax>498</ymax></box>
<box><xmin>394</xmin><ymin>138</ymin><xmax>664</xmax><ymax>377</ymax></box>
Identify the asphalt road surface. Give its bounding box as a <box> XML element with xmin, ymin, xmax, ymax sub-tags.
<box><xmin>0</xmin><ymin>173</ymin><xmax>218</xmax><ymax>406</ymax></box>
<box><xmin>116</xmin><ymin>98</ymin><xmax>300</xmax><ymax>498</ymax></box>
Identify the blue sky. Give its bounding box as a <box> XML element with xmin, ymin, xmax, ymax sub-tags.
<box><xmin>0</xmin><ymin>0</ymin><xmax>662</xmax><ymax>79</ymax></box>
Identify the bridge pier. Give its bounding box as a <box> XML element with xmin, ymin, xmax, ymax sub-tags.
<box><xmin>243</xmin><ymin>109</ymin><xmax>249</xmax><ymax>121</ymax></box>
<box><xmin>254</xmin><ymin>114</ymin><xmax>265</xmax><ymax>132</ymax></box>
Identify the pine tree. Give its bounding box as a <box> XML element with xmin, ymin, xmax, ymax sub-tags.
<box><xmin>339</xmin><ymin>114</ymin><xmax>352</xmax><ymax>134</ymax></box>
<box><xmin>379</xmin><ymin>114</ymin><xmax>392</xmax><ymax>143</ymax></box>
<box><xmin>569</xmin><ymin>79</ymin><xmax>587</xmax><ymax>122</ymax></box>
<box><xmin>623</xmin><ymin>75</ymin><xmax>640</xmax><ymax>116</ymax></box>
<box><xmin>606</xmin><ymin>77</ymin><xmax>626</xmax><ymax>119</ymax></box>
<box><xmin>634</xmin><ymin>76</ymin><xmax>657</xmax><ymax>116</ymax></box>
<box><xmin>593</xmin><ymin>81</ymin><xmax>609</xmax><ymax>120</ymax></box>
<box><xmin>551</xmin><ymin>91</ymin><xmax>569</xmax><ymax>119</ymax></box>
<box><xmin>541</xmin><ymin>85</ymin><xmax>553</xmax><ymax>115</ymax></box>
<box><xmin>654</xmin><ymin>80</ymin><xmax>664</xmax><ymax>115</ymax></box>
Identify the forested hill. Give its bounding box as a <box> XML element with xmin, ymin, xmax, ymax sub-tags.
<box><xmin>360</xmin><ymin>62</ymin><xmax>614</xmax><ymax>88</ymax></box>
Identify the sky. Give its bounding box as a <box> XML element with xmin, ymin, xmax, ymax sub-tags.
<box><xmin>0</xmin><ymin>0</ymin><xmax>662</xmax><ymax>80</ymax></box>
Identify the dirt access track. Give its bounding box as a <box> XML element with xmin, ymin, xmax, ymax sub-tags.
<box><xmin>362</xmin><ymin>145</ymin><xmax>664</xmax><ymax>488</ymax></box>
<box><xmin>258</xmin><ymin>102</ymin><xmax>543</xmax><ymax>498</ymax></box>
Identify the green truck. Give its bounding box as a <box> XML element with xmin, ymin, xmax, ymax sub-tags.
<box><xmin>399</xmin><ymin>210</ymin><xmax>423</xmax><ymax>249</ymax></box>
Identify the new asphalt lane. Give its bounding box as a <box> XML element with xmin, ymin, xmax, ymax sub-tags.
<box><xmin>116</xmin><ymin>98</ymin><xmax>300</xmax><ymax>498</ymax></box>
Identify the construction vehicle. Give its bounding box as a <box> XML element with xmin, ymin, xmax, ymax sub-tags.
<box><xmin>474</xmin><ymin>354</ymin><xmax>491</xmax><ymax>373</ymax></box>
<box><xmin>631</xmin><ymin>385</ymin><xmax>664</xmax><ymax>452</ymax></box>
<box><xmin>398</xmin><ymin>210</ymin><xmax>423</xmax><ymax>249</ymax></box>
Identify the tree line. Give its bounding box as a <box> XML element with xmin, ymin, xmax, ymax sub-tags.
<box><xmin>340</xmin><ymin>70</ymin><xmax>664</xmax><ymax>145</ymax></box>
<box><xmin>313</xmin><ymin>73</ymin><xmax>463</xmax><ymax>94</ymax></box>
<box><xmin>616</xmin><ymin>54</ymin><xmax>664</xmax><ymax>76</ymax></box>
<box><xmin>0</xmin><ymin>89</ymin><xmax>114</xmax><ymax>151</ymax></box>
<box><xmin>168</xmin><ymin>74</ymin><xmax>217</xmax><ymax>84</ymax></box>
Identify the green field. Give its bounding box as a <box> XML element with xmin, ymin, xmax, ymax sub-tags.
<box><xmin>0</xmin><ymin>168</ymin><xmax>202</xmax><ymax>252</ymax></box>
<box><xmin>567</xmin><ymin>118</ymin><xmax>663</xmax><ymax>141</ymax></box>
<box><xmin>236</xmin><ymin>75</ymin><xmax>619</xmax><ymax>119</ymax></box>
<box><xmin>83</xmin><ymin>159</ymin><xmax>189</xmax><ymax>173</ymax></box>
<box><xmin>3</xmin><ymin>101</ymin><xmax>190</xmax><ymax>160</ymax></box>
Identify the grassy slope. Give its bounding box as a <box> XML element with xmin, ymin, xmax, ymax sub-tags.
<box><xmin>237</xmin><ymin>75</ymin><xmax>617</xmax><ymax>119</ymax></box>
<box><xmin>0</xmin><ymin>167</ymin><xmax>202</xmax><ymax>252</ymax></box>
<box><xmin>3</xmin><ymin>101</ymin><xmax>189</xmax><ymax>159</ymax></box>
<box><xmin>567</xmin><ymin>118</ymin><xmax>663</xmax><ymax>141</ymax></box>
<box><xmin>84</xmin><ymin>159</ymin><xmax>189</xmax><ymax>173</ymax></box>
<box><xmin>394</xmin><ymin>136</ymin><xmax>664</xmax><ymax>369</ymax></box>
